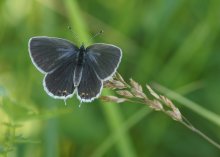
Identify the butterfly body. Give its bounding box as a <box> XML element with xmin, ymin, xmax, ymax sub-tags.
<box><xmin>74</xmin><ymin>44</ymin><xmax>85</xmax><ymax>87</ymax></box>
<box><xmin>28</xmin><ymin>36</ymin><xmax>122</xmax><ymax>102</ymax></box>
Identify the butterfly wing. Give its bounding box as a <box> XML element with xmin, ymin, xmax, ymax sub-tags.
<box><xmin>77</xmin><ymin>61</ymin><xmax>102</xmax><ymax>102</ymax></box>
<box><xmin>85</xmin><ymin>43</ymin><xmax>122</xmax><ymax>80</ymax></box>
<box><xmin>44</xmin><ymin>61</ymin><xmax>76</xmax><ymax>99</ymax></box>
<box><xmin>29</xmin><ymin>36</ymin><xmax>78</xmax><ymax>73</ymax></box>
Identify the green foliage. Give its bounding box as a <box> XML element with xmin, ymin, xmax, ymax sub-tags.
<box><xmin>0</xmin><ymin>0</ymin><xmax>220</xmax><ymax>156</ymax></box>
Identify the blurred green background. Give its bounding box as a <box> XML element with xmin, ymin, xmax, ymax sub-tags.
<box><xmin>0</xmin><ymin>0</ymin><xmax>220</xmax><ymax>156</ymax></box>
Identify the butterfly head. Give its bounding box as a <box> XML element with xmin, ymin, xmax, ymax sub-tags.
<box><xmin>79</xmin><ymin>43</ymin><xmax>86</xmax><ymax>51</ymax></box>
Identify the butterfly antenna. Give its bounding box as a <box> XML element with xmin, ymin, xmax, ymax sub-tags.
<box><xmin>90</xmin><ymin>30</ymin><xmax>104</xmax><ymax>41</ymax></box>
<box><xmin>68</xmin><ymin>26</ymin><xmax>80</xmax><ymax>43</ymax></box>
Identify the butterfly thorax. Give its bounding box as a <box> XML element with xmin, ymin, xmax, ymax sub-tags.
<box><xmin>73</xmin><ymin>44</ymin><xmax>86</xmax><ymax>87</ymax></box>
<box><xmin>77</xmin><ymin>45</ymin><xmax>86</xmax><ymax>65</ymax></box>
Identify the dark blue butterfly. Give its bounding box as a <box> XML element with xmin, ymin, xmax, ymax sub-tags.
<box><xmin>28</xmin><ymin>36</ymin><xmax>122</xmax><ymax>102</ymax></box>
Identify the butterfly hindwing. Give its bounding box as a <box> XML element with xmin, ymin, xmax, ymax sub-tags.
<box><xmin>44</xmin><ymin>61</ymin><xmax>75</xmax><ymax>99</ymax></box>
<box><xmin>86</xmin><ymin>43</ymin><xmax>122</xmax><ymax>80</ymax></box>
<box><xmin>29</xmin><ymin>36</ymin><xmax>78</xmax><ymax>73</ymax></box>
<box><xmin>77</xmin><ymin>61</ymin><xmax>102</xmax><ymax>102</ymax></box>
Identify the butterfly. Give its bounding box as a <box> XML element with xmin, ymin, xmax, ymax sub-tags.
<box><xmin>28</xmin><ymin>36</ymin><xmax>122</xmax><ymax>102</ymax></box>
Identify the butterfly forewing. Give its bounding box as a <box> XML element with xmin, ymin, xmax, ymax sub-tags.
<box><xmin>44</xmin><ymin>61</ymin><xmax>76</xmax><ymax>99</ymax></box>
<box><xmin>85</xmin><ymin>43</ymin><xmax>122</xmax><ymax>80</ymax></box>
<box><xmin>29</xmin><ymin>36</ymin><xmax>78</xmax><ymax>73</ymax></box>
<box><xmin>77</xmin><ymin>62</ymin><xmax>102</xmax><ymax>102</ymax></box>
